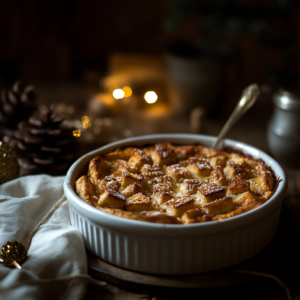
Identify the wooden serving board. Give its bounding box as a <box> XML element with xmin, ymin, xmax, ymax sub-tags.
<box><xmin>88</xmin><ymin>207</ymin><xmax>297</xmax><ymax>290</ymax></box>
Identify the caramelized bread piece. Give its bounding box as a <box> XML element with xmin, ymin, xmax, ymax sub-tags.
<box><xmin>141</xmin><ymin>164</ymin><xmax>164</xmax><ymax>180</ymax></box>
<box><xmin>210</xmin><ymin>155</ymin><xmax>227</xmax><ymax>169</ymax></box>
<box><xmin>175</xmin><ymin>146</ymin><xmax>197</xmax><ymax>160</ymax></box>
<box><xmin>99</xmin><ymin>176</ymin><xmax>120</xmax><ymax>193</ymax></box>
<box><xmin>162</xmin><ymin>196</ymin><xmax>195</xmax><ymax>217</ymax></box>
<box><xmin>113</xmin><ymin>160</ymin><xmax>138</xmax><ymax>174</ymax></box>
<box><xmin>228</xmin><ymin>175</ymin><xmax>250</xmax><ymax>195</ymax></box>
<box><xmin>180</xmin><ymin>179</ymin><xmax>201</xmax><ymax>195</ymax></box>
<box><xmin>153</xmin><ymin>143</ymin><xmax>177</xmax><ymax>166</ymax></box>
<box><xmin>210</xmin><ymin>166</ymin><xmax>227</xmax><ymax>186</ymax></box>
<box><xmin>203</xmin><ymin>197</ymin><xmax>236</xmax><ymax>217</ymax></box>
<box><xmin>98</xmin><ymin>187</ymin><xmax>126</xmax><ymax>209</ymax></box>
<box><xmin>213</xmin><ymin>207</ymin><xmax>248</xmax><ymax>220</ymax></box>
<box><xmin>233</xmin><ymin>191</ymin><xmax>262</xmax><ymax>209</ymax></box>
<box><xmin>128</xmin><ymin>149</ymin><xmax>152</xmax><ymax>168</ymax></box>
<box><xmin>151</xmin><ymin>188</ymin><xmax>173</xmax><ymax>206</ymax></box>
<box><xmin>250</xmin><ymin>171</ymin><xmax>274</xmax><ymax>193</ymax></box>
<box><xmin>122</xmin><ymin>183</ymin><xmax>143</xmax><ymax>198</ymax></box>
<box><xmin>187</xmin><ymin>158</ymin><xmax>212</xmax><ymax>177</ymax></box>
<box><xmin>87</xmin><ymin>156</ymin><xmax>109</xmax><ymax>185</ymax></box>
<box><xmin>166</xmin><ymin>164</ymin><xmax>191</xmax><ymax>182</ymax></box>
<box><xmin>198</xmin><ymin>146</ymin><xmax>220</xmax><ymax>158</ymax></box>
<box><xmin>121</xmin><ymin>171</ymin><xmax>143</xmax><ymax>189</ymax></box>
<box><xmin>153</xmin><ymin>175</ymin><xmax>173</xmax><ymax>186</ymax></box>
<box><xmin>126</xmin><ymin>193</ymin><xmax>152</xmax><ymax>212</ymax></box>
<box><xmin>102</xmin><ymin>148</ymin><xmax>135</xmax><ymax>161</ymax></box>
<box><xmin>76</xmin><ymin>175</ymin><xmax>98</xmax><ymax>205</ymax></box>
<box><xmin>197</xmin><ymin>183</ymin><xmax>226</xmax><ymax>204</ymax></box>
<box><xmin>182</xmin><ymin>208</ymin><xmax>211</xmax><ymax>224</ymax></box>
<box><xmin>152</xmin><ymin>176</ymin><xmax>174</xmax><ymax>197</ymax></box>
<box><xmin>139</xmin><ymin>211</ymin><xmax>179</xmax><ymax>224</ymax></box>
<box><xmin>223</xmin><ymin>161</ymin><xmax>247</xmax><ymax>180</ymax></box>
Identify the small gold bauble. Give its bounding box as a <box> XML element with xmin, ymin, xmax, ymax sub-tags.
<box><xmin>0</xmin><ymin>240</ymin><xmax>28</xmax><ymax>268</ymax></box>
<box><xmin>0</xmin><ymin>141</ymin><xmax>19</xmax><ymax>184</ymax></box>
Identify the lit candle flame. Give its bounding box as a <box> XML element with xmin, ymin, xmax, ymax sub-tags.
<box><xmin>81</xmin><ymin>116</ymin><xmax>92</xmax><ymax>129</ymax></box>
<box><xmin>144</xmin><ymin>91</ymin><xmax>157</xmax><ymax>104</ymax></box>
<box><xmin>122</xmin><ymin>86</ymin><xmax>132</xmax><ymax>97</ymax></box>
<box><xmin>73</xmin><ymin>129</ymin><xmax>81</xmax><ymax>137</ymax></box>
<box><xmin>113</xmin><ymin>89</ymin><xmax>125</xmax><ymax>99</ymax></box>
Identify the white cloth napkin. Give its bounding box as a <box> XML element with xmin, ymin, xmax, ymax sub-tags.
<box><xmin>0</xmin><ymin>175</ymin><xmax>88</xmax><ymax>300</ymax></box>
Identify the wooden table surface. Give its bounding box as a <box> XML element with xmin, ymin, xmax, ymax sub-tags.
<box><xmin>34</xmin><ymin>81</ymin><xmax>300</xmax><ymax>299</ymax></box>
<box><xmin>82</xmin><ymin>116</ymin><xmax>300</xmax><ymax>300</ymax></box>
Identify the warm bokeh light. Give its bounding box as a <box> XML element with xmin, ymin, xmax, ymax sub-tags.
<box><xmin>73</xmin><ymin>129</ymin><xmax>81</xmax><ymax>137</ymax></box>
<box><xmin>113</xmin><ymin>89</ymin><xmax>125</xmax><ymax>99</ymax></box>
<box><xmin>122</xmin><ymin>86</ymin><xmax>132</xmax><ymax>97</ymax></box>
<box><xmin>81</xmin><ymin>116</ymin><xmax>92</xmax><ymax>129</ymax></box>
<box><xmin>144</xmin><ymin>91</ymin><xmax>158</xmax><ymax>104</ymax></box>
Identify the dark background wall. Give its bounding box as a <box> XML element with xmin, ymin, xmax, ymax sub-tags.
<box><xmin>1</xmin><ymin>0</ymin><xmax>300</xmax><ymax>88</ymax></box>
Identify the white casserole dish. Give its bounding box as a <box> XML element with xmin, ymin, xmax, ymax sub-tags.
<box><xmin>64</xmin><ymin>134</ymin><xmax>287</xmax><ymax>275</ymax></box>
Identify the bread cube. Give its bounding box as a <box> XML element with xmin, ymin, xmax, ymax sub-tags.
<box><xmin>121</xmin><ymin>171</ymin><xmax>143</xmax><ymax>189</ymax></box>
<box><xmin>223</xmin><ymin>161</ymin><xmax>247</xmax><ymax>180</ymax></box>
<box><xmin>166</xmin><ymin>164</ymin><xmax>191</xmax><ymax>182</ymax></box>
<box><xmin>181</xmin><ymin>208</ymin><xmax>211</xmax><ymax>224</ymax></box>
<box><xmin>113</xmin><ymin>160</ymin><xmax>138</xmax><ymax>174</ymax></box>
<box><xmin>151</xmin><ymin>188</ymin><xmax>173</xmax><ymax>206</ymax></box>
<box><xmin>187</xmin><ymin>158</ymin><xmax>212</xmax><ymax>177</ymax></box>
<box><xmin>87</xmin><ymin>155</ymin><xmax>109</xmax><ymax>185</ymax></box>
<box><xmin>174</xmin><ymin>146</ymin><xmax>197</xmax><ymax>160</ymax></box>
<box><xmin>122</xmin><ymin>182</ymin><xmax>143</xmax><ymax>198</ymax></box>
<box><xmin>180</xmin><ymin>179</ymin><xmax>201</xmax><ymax>195</ymax></box>
<box><xmin>153</xmin><ymin>175</ymin><xmax>173</xmax><ymax>185</ymax></box>
<box><xmin>128</xmin><ymin>149</ymin><xmax>152</xmax><ymax>168</ymax></box>
<box><xmin>102</xmin><ymin>147</ymin><xmax>135</xmax><ymax>161</ymax></box>
<box><xmin>98</xmin><ymin>187</ymin><xmax>126</xmax><ymax>209</ymax></box>
<box><xmin>141</xmin><ymin>164</ymin><xmax>164</xmax><ymax>180</ymax></box>
<box><xmin>99</xmin><ymin>176</ymin><xmax>120</xmax><ymax>193</ymax></box>
<box><xmin>152</xmin><ymin>176</ymin><xmax>174</xmax><ymax>194</ymax></box>
<box><xmin>228</xmin><ymin>175</ymin><xmax>250</xmax><ymax>195</ymax></box>
<box><xmin>233</xmin><ymin>191</ymin><xmax>260</xmax><ymax>211</ymax></box>
<box><xmin>162</xmin><ymin>196</ymin><xmax>195</xmax><ymax>217</ymax></box>
<box><xmin>152</xmin><ymin>143</ymin><xmax>176</xmax><ymax>166</ymax></box>
<box><xmin>126</xmin><ymin>193</ymin><xmax>152</xmax><ymax>212</ymax></box>
<box><xmin>76</xmin><ymin>175</ymin><xmax>98</xmax><ymax>205</ymax></box>
<box><xmin>250</xmin><ymin>171</ymin><xmax>274</xmax><ymax>193</ymax></box>
<box><xmin>210</xmin><ymin>155</ymin><xmax>227</xmax><ymax>169</ymax></box>
<box><xmin>203</xmin><ymin>197</ymin><xmax>236</xmax><ymax>217</ymax></box>
<box><xmin>210</xmin><ymin>166</ymin><xmax>227</xmax><ymax>186</ymax></box>
<box><xmin>197</xmin><ymin>183</ymin><xmax>226</xmax><ymax>204</ymax></box>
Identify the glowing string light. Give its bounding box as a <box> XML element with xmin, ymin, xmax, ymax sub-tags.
<box><xmin>122</xmin><ymin>86</ymin><xmax>132</xmax><ymax>97</ymax></box>
<box><xmin>113</xmin><ymin>89</ymin><xmax>125</xmax><ymax>99</ymax></box>
<box><xmin>144</xmin><ymin>91</ymin><xmax>158</xmax><ymax>104</ymax></box>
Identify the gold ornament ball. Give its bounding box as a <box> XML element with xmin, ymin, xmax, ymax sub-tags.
<box><xmin>0</xmin><ymin>240</ymin><xmax>28</xmax><ymax>268</ymax></box>
<box><xmin>0</xmin><ymin>141</ymin><xmax>19</xmax><ymax>184</ymax></box>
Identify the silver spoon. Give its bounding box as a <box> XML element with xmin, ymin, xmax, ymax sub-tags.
<box><xmin>211</xmin><ymin>83</ymin><xmax>260</xmax><ymax>150</ymax></box>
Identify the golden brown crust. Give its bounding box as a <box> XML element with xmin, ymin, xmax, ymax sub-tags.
<box><xmin>75</xmin><ymin>143</ymin><xmax>278</xmax><ymax>224</ymax></box>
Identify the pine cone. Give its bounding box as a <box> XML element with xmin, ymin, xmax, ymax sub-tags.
<box><xmin>0</xmin><ymin>81</ymin><xmax>37</xmax><ymax>139</ymax></box>
<box><xmin>10</xmin><ymin>106</ymin><xmax>77</xmax><ymax>176</ymax></box>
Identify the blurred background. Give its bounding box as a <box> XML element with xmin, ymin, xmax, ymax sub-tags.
<box><xmin>1</xmin><ymin>0</ymin><xmax>300</xmax><ymax>175</ymax></box>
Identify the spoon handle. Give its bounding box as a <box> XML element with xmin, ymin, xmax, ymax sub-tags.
<box><xmin>211</xmin><ymin>83</ymin><xmax>260</xmax><ymax>150</ymax></box>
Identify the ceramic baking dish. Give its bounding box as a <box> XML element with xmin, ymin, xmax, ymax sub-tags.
<box><xmin>64</xmin><ymin>134</ymin><xmax>287</xmax><ymax>275</ymax></box>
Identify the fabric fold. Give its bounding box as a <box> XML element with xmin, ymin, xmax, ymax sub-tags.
<box><xmin>0</xmin><ymin>175</ymin><xmax>88</xmax><ymax>300</ymax></box>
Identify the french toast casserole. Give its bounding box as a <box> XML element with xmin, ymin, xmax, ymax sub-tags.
<box><xmin>76</xmin><ymin>143</ymin><xmax>278</xmax><ymax>224</ymax></box>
